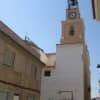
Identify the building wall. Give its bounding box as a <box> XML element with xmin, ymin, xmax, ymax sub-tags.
<box><xmin>46</xmin><ymin>54</ymin><xmax>56</xmax><ymax>67</ymax></box>
<box><xmin>92</xmin><ymin>0</ymin><xmax>100</xmax><ymax>21</ymax></box>
<box><xmin>41</xmin><ymin>44</ymin><xmax>84</xmax><ymax>100</ymax></box>
<box><xmin>0</xmin><ymin>30</ymin><xmax>44</xmax><ymax>100</ymax></box>
<box><xmin>83</xmin><ymin>46</ymin><xmax>91</xmax><ymax>100</ymax></box>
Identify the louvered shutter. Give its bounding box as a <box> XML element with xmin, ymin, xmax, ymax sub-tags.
<box><xmin>3</xmin><ymin>50</ymin><xmax>15</xmax><ymax>67</ymax></box>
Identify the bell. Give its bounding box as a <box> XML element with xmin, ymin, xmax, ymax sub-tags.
<box><xmin>68</xmin><ymin>0</ymin><xmax>78</xmax><ymax>9</ymax></box>
<box><xmin>71</xmin><ymin>0</ymin><xmax>75</xmax><ymax>6</ymax></box>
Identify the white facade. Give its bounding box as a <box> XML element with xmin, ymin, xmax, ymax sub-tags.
<box><xmin>40</xmin><ymin>44</ymin><xmax>84</xmax><ymax>100</ymax></box>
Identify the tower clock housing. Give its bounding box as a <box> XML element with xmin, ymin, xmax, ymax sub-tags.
<box><xmin>61</xmin><ymin>7</ymin><xmax>85</xmax><ymax>44</ymax></box>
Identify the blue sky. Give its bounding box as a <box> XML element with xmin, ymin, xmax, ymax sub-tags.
<box><xmin>0</xmin><ymin>0</ymin><xmax>100</xmax><ymax>98</ymax></box>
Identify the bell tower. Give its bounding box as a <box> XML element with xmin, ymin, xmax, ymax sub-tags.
<box><xmin>41</xmin><ymin>1</ymin><xmax>91</xmax><ymax>100</ymax></box>
<box><xmin>61</xmin><ymin>0</ymin><xmax>85</xmax><ymax>44</ymax></box>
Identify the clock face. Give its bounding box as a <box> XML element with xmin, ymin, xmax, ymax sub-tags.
<box><xmin>69</xmin><ymin>12</ymin><xmax>76</xmax><ymax>19</ymax></box>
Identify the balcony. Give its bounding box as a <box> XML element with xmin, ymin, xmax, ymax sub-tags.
<box><xmin>0</xmin><ymin>66</ymin><xmax>40</xmax><ymax>92</ymax></box>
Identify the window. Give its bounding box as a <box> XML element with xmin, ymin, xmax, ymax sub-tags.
<box><xmin>28</xmin><ymin>96</ymin><xmax>36</xmax><ymax>100</ymax></box>
<box><xmin>31</xmin><ymin>65</ymin><xmax>37</xmax><ymax>80</ymax></box>
<box><xmin>0</xmin><ymin>91</ymin><xmax>20</xmax><ymax>100</ymax></box>
<box><xmin>3</xmin><ymin>49</ymin><xmax>15</xmax><ymax>67</ymax></box>
<box><xmin>88</xmin><ymin>86</ymin><xmax>91</xmax><ymax>93</ymax></box>
<box><xmin>0</xmin><ymin>91</ymin><xmax>7</xmax><ymax>100</ymax></box>
<box><xmin>44</xmin><ymin>70</ymin><xmax>51</xmax><ymax>77</ymax></box>
<box><xmin>69</xmin><ymin>27</ymin><xmax>75</xmax><ymax>36</ymax></box>
<box><xmin>0</xmin><ymin>91</ymin><xmax>13</xmax><ymax>100</ymax></box>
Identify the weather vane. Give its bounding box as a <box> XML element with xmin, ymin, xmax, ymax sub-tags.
<box><xmin>68</xmin><ymin>0</ymin><xmax>78</xmax><ymax>9</ymax></box>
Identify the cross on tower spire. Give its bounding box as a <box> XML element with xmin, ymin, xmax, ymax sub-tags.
<box><xmin>68</xmin><ymin>0</ymin><xmax>78</xmax><ymax>9</ymax></box>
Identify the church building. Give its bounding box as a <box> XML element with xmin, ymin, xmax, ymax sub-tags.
<box><xmin>40</xmin><ymin>0</ymin><xmax>91</xmax><ymax>100</ymax></box>
<box><xmin>0</xmin><ymin>0</ymin><xmax>91</xmax><ymax>100</ymax></box>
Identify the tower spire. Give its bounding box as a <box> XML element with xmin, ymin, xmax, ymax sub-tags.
<box><xmin>68</xmin><ymin>0</ymin><xmax>78</xmax><ymax>9</ymax></box>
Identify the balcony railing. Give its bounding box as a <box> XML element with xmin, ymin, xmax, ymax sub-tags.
<box><xmin>0</xmin><ymin>66</ymin><xmax>40</xmax><ymax>92</ymax></box>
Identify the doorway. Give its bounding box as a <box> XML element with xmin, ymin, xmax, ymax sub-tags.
<box><xmin>13</xmin><ymin>94</ymin><xmax>20</xmax><ymax>100</ymax></box>
<box><xmin>58</xmin><ymin>90</ymin><xmax>73</xmax><ymax>100</ymax></box>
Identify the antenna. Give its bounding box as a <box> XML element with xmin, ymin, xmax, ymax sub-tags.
<box><xmin>24</xmin><ymin>32</ymin><xmax>31</xmax><ymax>42</ymax></box>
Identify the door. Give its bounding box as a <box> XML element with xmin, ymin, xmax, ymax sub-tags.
<box><xmin>59</xmin><ymin>91</ymin><xmax>73</xmax><ymax>100</ymax></box>
<box><xmin>13</xmin><ymin>94</ymin><xmax>20</xmax><ymax>100</ymax></box>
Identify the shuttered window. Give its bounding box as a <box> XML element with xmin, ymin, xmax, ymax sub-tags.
<box><xmin>0</xmin><ymin>91</ymin><xmax>7</xmax><ymax>100</ymax></box>
<box><xmin>0</xmin><ymin>91</ymin><xmax>13</xmax><ymax>100</ymax></box>
<box><xmin>31</xmin><ymin>65</ymin><xmax>37</xmax><ymax>80</ymax></box>
<box><xmin>3</xmin><ymin>49</ymin><xmax>15</xmax><ymax>67</ymax></box>
<box><xmin>28</xmin><ymin>96</ymin><xmax>36</xmax><ymax>100</ymax></box>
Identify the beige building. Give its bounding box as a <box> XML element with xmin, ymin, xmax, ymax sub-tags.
<box><xmin>0</xmin><ymin>21</ymin><xmax>47</xmax><ymax>100</ymax></box>
<box><xmin>92</xmin><ymin>0</ymin><xmax>100</xmax><ymax>21</ymax></box>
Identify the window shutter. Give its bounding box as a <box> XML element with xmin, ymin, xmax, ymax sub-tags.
<box><xmin>31</xmin><ymin>64</ymin><xmax>37</xmax><ymax>80</ymax></box>
<box><xmin>7</xmin><ymin>92</ymin><xmax>13</xmax><ymax>100</ymax></box>
<box><xmin>3</xmin><ymin>50</ymin><xmax>15</xmax><ymax>67</ymax></box>
<box><xmin>34</xmin><ymin>67</ymin><xmax>37</xmax><ymax>80</ymax></box>
<box><xmin>0</xmin><ymin>91</ymin><xmax>7</xmax><ymax>100</ymax></box>
<box><xmin>28</xmin><ymin>96</ymin><xmax>36</xmax><ymax>100</ymax></box>
<box><xmin>0</xmin><ymin>91</ymin><xmax>13</xmax><ymax>100</ymax></box>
